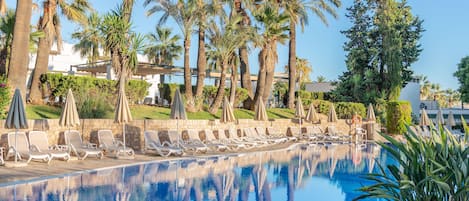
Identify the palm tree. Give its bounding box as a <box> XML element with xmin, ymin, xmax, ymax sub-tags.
<box><xmin>206</xmin><ymin>14</ymin><xmax>247</xmax><ymax>114</ymax></box>
<box><xmin>72</xmin><ymin>12</ymin><xmax>105</xmax><ymax>63</ymax></box>
<box><xmin>417</xmin><ymin>75</ymin><xmax>431</xmax><ymax>100</ymax></box>
<box><xmin>144</xmin><ymin>27</ymin><xmax>182</xmax><ymax>65</ymax></box>
<box><xmin>8</xmin><ymin>0</ymin><xmax>33</xmax><ymax>101</ymax></box>
<box><xmin>193</xmin><ymin>0</ymin><xmax>224</xmax><ymax>110</ymax></box>
<box><xmin>145</xmin><ymin>0</ymin><xmax>199</xmax><ymax>112</ymax></box>
<box><xmin>317</xmin><ymin>75</ymin><xmax>326</xmax><ymax>82</ymax></box>
<box><xmin>252</xmin><ymin>2</ymin><xmax>289</xmax><ymax>107</ymax></box>
<box><xmin>281</xmin><ymin>0</ymin><xmax>341</xmax><ymax>109</ymax></box>
<box><xmin>144</xmin><ymin>26</ymin><xmax>182</xmax><ymax>84</ymax></box>
<box><xmin>0</xmin><ymin>0</ymin><xmax>6</xmax><ymax>15</ymax></box>
<box><xmin>29</xmin><ymin>0</ymin><xmax>91</xmax><ymax>104</ymax></box>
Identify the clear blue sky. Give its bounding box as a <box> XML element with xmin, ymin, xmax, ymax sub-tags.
<box><xmin>7</xmin><ymin>0</ymin><xmax>469</xmax><ymax>90</ymax></box>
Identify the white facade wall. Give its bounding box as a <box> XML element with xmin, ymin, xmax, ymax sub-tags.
<box><xmin>399</xmin><ymin>81</ymin><xmax>421</xmax><ymax>116</ymax></box>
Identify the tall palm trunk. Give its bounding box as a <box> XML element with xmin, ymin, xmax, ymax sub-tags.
<box><xmin>262</xmin><ymin>41</ymin><xmax>277</xmax><ymax>105</ymax></box>
<box><xmin>209</xmin><ymin>60</ymin><xmax>227</xmax><ymax>114</ymax></box>
<box><xmin>8</xmin><ymin>0</ymin><xmax>32</xmax><ymax>102</ymax></box>
<box><xmin>229</xmin><ymin>62</ymin><xmax>238</xmax><ymax>105</ymax></box>
<box><xmin>118</xmin><ymin>0</ymin><xmax>134</xmax><ymax>94</ymax></box>
<box><xmin>253</xmin><ymin>48</ymin><xmax>267</xmax><ymax>110</ymax></box>
<box><xmin>195</xmin><ymin>26</ymin><xmax>206</xmax><ymax>109</ymax></box>
<box><xmin>29</xmin><ymin>1</ymin><xmax>57</xmax><ymax>104</ymax></box>
<box><xmin>183</xmin><ymin>35</ymin><xmax>195</xmax><ymax>112</ymax></box>
<box><xmin>287</xmin><ymin>22</ymin><xmax>297</xmax><ymax>109</ymax></box>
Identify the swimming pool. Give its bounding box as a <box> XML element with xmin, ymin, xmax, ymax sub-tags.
<box><xmin>0</xmin><ymin>143</ymin><xmax>392</xmax><ymax>201</ymax></box>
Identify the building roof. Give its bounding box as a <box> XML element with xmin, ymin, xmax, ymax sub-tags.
<box><xmin>304</xmin><ymin>82</ymin><xmax>336</xmax><ymax>93</ymax></box>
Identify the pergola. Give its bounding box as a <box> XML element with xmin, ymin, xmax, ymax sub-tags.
<box><xmin>71</xmin><ymin>60</ymin><xmax>183</xmax><ymax>77</ymax></box>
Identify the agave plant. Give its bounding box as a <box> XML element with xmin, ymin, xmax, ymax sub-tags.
<box><xmin>354</xmin><ymin>125</ymin><xmax>468</xmax><ymax>201</ymax></box>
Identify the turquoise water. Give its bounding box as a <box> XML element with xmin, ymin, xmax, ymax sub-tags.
<box><xmin>0</xmin><ymin>143</ymin><xmax>393</xmax><ymax>201</ymax></box>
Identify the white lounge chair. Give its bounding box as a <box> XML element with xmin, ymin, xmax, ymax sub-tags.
<box><xmin>226</xmin><ymin>128</ymin><xmax>258</xmax><ymax>148</ymax></box>
<box><xmin>97</xmin><ymin>130</ymin><xmax>135</xmax><ymax>157</ymax></box>
<box><xmin>304</xmin><ymin>126</ymin><xmax>325</xmax><ymax>141</ymax></box>
<box><xmin>242</xmin><ymin>128</ymin><xmax>270</xmax><ymax>146</ymax></box>
<box><xmin>28</xmin><ymin>131</ymin><xmax>70</xmax><ymax>162</ymax></box>
<box><xmin>167</xmin><ymin>130</ymin><xmax>208</xmax><ymax>154</ymax></box>
<box><xmin>64</xmin><ymin>130</ymin><xmax>103</xmax><ymax>160</ymax></box>
<box><xmin>143</xmin><ymin>130</ymin><xmax>183</xmax><ymax>157</ymax></box>
<box><xmin>354</xmin><ymin>127</ymin><xmax>367</xmax><ymax>143</ymax></box>
<box><xmin>6</xmin><ymin>132</ymin><xmax>51</xmax><ymax>164</ymax></box>
<box><xmin>255</xmin><ymin>127</ymin><xmax>288</xmax><ymax>144</ymax></box>
<box><xmin>201</xmin><ymin>129</ymin><xmax>229</xmax><ymax>152</ymax></box>
<box><xmin>267</xmin><ymin>127</ymin><xmax>296</xmax><ymax>142</ymax></box>
<box><xmin>0</xmin><ymin>147</ymin><xmax>4</xmax><ymax>165</ymax></box>
<box><xmin>184</xmin><ymin>129</ymin><xmax>211</xmax><ymax>153</ymax></box>
<box><xmin>287</xmin><ymin>126</ymin><xmax>302</xmax><ymax>141</ymax></box>
<box><xmin>326</xmin><ymin>126</ymin><xmax>351</xmax><ymax>143</ymax></box>
<box><xmin>215</xmin><ymin>129</ymin><xmax>249</xmax><ymax>150</ymax></box>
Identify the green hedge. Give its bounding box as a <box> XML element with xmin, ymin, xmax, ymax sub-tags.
<box><xmin>0</xmin><ymin>76</ymin><xmax>10</xmax><ymax>119</ymax></box>
<box><xmin>40</xmin><ymin>73</ymin><xmax>150</xmax><ymax>104</ymax></box>
<box><xmin>335</xmin><ymin>102</ymin><xmax>366</xmax><ymax>119</ymax></box>
<box><xmin>386</xmin><ymin>101</ymin><xmax>412</xmax><ymax>134</ymax></box>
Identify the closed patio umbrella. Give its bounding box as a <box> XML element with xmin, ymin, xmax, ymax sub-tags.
<box><xmin>255</xmin><ymin>99</ymin><xmax>268</xmax><ymax>121</ymax></box>
<box><xmin>296</xmin><ymin>97</ymin><xmax>305</xmax><ymax>139</ymax></box>
<box><xmin>59</xmin><ymin>89</ymin><xmax>80</xmax><ymax>131</ymax></box>
<box><xmin>114</xmin><ymin>86</ymin><xmax>133</xmax><ymax>156</ymax></box>
<box><xmin>366</xmin><ymin>103</ymin><xmax>376</xmax><ymax>140</ymax></box>
<box><xmin>4</xmin><ymin>88</ymin><xmax>28</xmax><ymax>163</ymax></box>
<box><xmin>436</xmin><ymin>108</ymin><xmax>445</xmax><ymax>125</ymax></box>
<box><xmin>327</xmin><ymin>103</ymin><xmax>338</xmax><ymax>123</ymax></box>
<box><xmin>170</xmin><ymin>89</ymin><xmax>187</xmax><ymax>146</ymax></box>
<box><xmin>221</xmin><ymin>96</ymin><xmax>236</xmax><ymax>123</ymax></box>
<box><xmin>420</xmin><ymin>109</ymin><xmax>434</xmax><ymax>127</ymax></box>
<box><xmin>447</xmin><ymin>111</ymin><xmax>456</xmax><ymax>127</ymax></box>
<box><xmin>305</xmin><ymin>103</ymin><xmax>320</xmax><ymax>123</ymax></box>
<box><xmin>366</xmin><ymin>103</ymin><xmax>376</xmax><ymax>122</ymax></box>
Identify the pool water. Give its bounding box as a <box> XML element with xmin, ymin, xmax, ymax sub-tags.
<box><xmin>0</xmin><ymin>143</ymin><xmax>394</xmax><ymax>201</ymax></box>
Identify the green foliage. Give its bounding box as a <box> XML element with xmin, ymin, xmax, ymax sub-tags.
<box><xmin>386</xmin><ymin>101</ymin><xmax>412</xmax><ymax>134</ymax></box>
<box><xmin>75</xmin><ymin>88</ymin><xmax>112</xmax><ymax>118</ymax></box>
<box><xmin>311</xmin><ymin>100</ymin><xmax>332</xmax><ymax>114</ymax></box>
<box><xmin>39</xmin><ymin>73</ymin><xmax>150</xmax><ymax>104</ymax></box>
<box><xmin>333</xmin><ymin>0</ymin><xmax>423</xmax><ymax>104</ymax></box>
<box><xmin>355</xmin><ymin>127</ymin><xmax>468</xmax><ymax>201</ymax></box>
<box><xmin>202</xmin><ymin>85</ymin><xmax>248</xmax><ymax>107</ymax></box>
<box><xmin>158</xmin><ymin>83</ymin><xmax>180</xmax><ymax>104</ymax></box>
<box><xmin>0</xmin><ymin>76</ymin><xmax>10</xmax><ymax>119</ymax></box>
<box><xmin>335</xmin><ymin>102</ymin><xmax>366</xmax><ymax>119</ymax></box>
<box><xmin>454</xmin><ymin>56</ymin><xmax>469</xmax><ymax>103</ymax></box>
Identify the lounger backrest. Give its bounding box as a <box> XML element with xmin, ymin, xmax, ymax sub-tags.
<box><xmin>28</xmin><ymin>131</ymin><xmax>49</xmax><ymax>151</ymax></box>
<box><xmin>97</xmin><ymin>130</ymin><xmax>114</xmax><ymax>146</ymax></box>
<box><xmin>204</xmin><ymin>129</ymin><xmax>217</xmax><ymax>141</ymax></box>
<box><xmin>8</xmin><ymin>132</ymin><xmax>29</xmax><ymax>152</ymax></box>
<box><xmin>306</xmin><ymin>126</ymin><xmax>323</xmax><ymax>135</ymax></box>
<box><xmin>167</xmin><ymin>130</ymin><xmax>180</xmax><ymax>144</ymax></box>
<box><xmin>216</xmin><ymin>129</ymin><xmax>227</xmax><ymax>140</ymax></box>
<box><xmin>255</xmin><ymin>127</ymin><xmax>267</xmax><ymax>136</ymax></box>
<box><xmin>186</xmin><ymin>129</ymin><xmax>201</xmax><ymax>141</ymax></box>
<box><xmin>327</xmin><ymin>126</ymin><xmax>338</xmax><ymax>135</ymax></box>
<box><xmin>144</xmin><ymin>130</ymin><xmax>160</xmax><ymax>146</ymax></box>
<box><xmin>266</xmin><ymin>127</ymin><xmax>281</xmax><ymax>136</ymax></box>
<box><xmin>227</xmin><ymin>128</ymin><xmax>239</xmax><ymax>139</ymax></box>
<box><xmin>65</xmin><ymin>130</ymin><xmax>83</xmax><ymax>147</ymax></box>
<box><xmin>408</xmin><ymin>126</ymin><xmax>419</xmax><ymax>135</ymax></box>
<box><xmin>287</xmin><ymin>127</ymin><xmax>300</xmax><ymax>137</ymax></box>
<box><xmin>242</xmin><ymin>128</ymin><xmax>252</xmax><ymax>137</ymax></box>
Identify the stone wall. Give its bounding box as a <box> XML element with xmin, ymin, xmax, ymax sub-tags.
<box><xmin>0</xmin><ymin>115</ymin><xmax>376</xmax><ymax>152</ymax></box>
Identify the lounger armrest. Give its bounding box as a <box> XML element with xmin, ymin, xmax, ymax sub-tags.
<box><xmin>85</xmin><ymin>143</ymin><xmax>97</xmax><ymax>149</ymax></box>
<box><xmin>30</xmin><ymin>144</ymin><xmax>41</xmax><ymax>152</ymax></box>
<box><xmin>57</xmin><ymin>145</ymin><xmax>68</xmax><ymax>151</ymax></box>
<box><xmin>161</xmin><ymin>141</ymin><xmax>173</xmax><ymax>147</ymax></box>
<box><xmin>113</xmin><ymin>139</ymin><xmax>124</xmax><ymax>146</ymax></box>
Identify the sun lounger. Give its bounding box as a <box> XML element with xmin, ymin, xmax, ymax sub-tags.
<box><xmin>354</xmin><ymin>127</ymin><xmax>367</xmax><ymax>143</ymax></box>
<box><xmin>303</xmin><ymin>126</ymin><xmax>325</xmax><ymax>141</ymax></box>
<box><xmin>214</xmin><ymin>129</ymin><xmax>248</xmax><ymax>150</ymax></box>
<box><xmin>167</xmin><ymin>130</ymin><xmax>208</xmax><ymax>154</ymax></box>
<box><xmin>329</xmin><ymin>126</ymin><xmax>351</xmax><ymax>142</ymax></box>
<box><xmin>267</xmin><ymin>127</ymin><xmax>296</xmax><ymax>141</ymax></box>
<box><xmin>97</xmin><ymin>130</ymin><xmax>135</xmax><ymax>157</ymax></box>
<box><xmin>143</xmin><ymin>130</ymin><xmax>183</xmax><ymax>157</ymax></box>
<box><xmin>287</xmin><ymin>126</ymin><xmax>302</xmax><ymax>141</ymax></box>
<box><xmin>420</xmin><ymin>126</ymin><xmax>432</xmax><ymax>138</ymax></box>
<box><xmin>28</xmin><ymin>131</ymin><xmax>70</xmax><ymax>162</ymax></box>
<box><xmin>226</xmin><ymin>128</ymin><xmax>258</xmax><ymax>148</ymax></box>
<box><xmin>0</xmin><ymin>147</ymin><xmax>5</xmax><ymax>165</ymax></box>
<box><xmin>201</xmin><ymin>129</ymin><xmax>229</xmax><ymax>152</ymax></box>
<box><xmin>255</xmin><ymin>127</ymin><xmax>288</xmax><ymax>143</ymax></box>
<box><xmin>184</xmin><ymin>129</ymin><xmax>212</xmax><ymax>152</ymax></box>
<box><xmin>325</xmin><ymin>126</ymin><xmax>343</xmax><ymax>142</ymax></box>
<box><xmin>64</xmin><ymin>130</ymin><xmax>103</xmax><ymax>160</ymax></box>
<box><xmin>6</xmin><ymin>132</ymin><xmax>51</xmax><ymax>164</ymax></box>
<box><xmin>242</xmin><ymin>128</ymin><xmax>271</xmax><ymax>146</ymax></box>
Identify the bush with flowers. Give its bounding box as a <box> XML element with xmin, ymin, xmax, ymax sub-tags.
<box><xmin>0</xmin><ymin>76</ymin><xmax>10</xmax><ymax>119</ymax></box>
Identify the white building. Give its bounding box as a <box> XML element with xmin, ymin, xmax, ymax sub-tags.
<box><xmin>399</xmin><ymin>80</ymin><xmax>421</xmax><ymax>116</ymax></box>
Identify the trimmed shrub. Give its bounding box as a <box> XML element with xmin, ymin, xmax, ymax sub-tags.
<box><xmin>159</xmin><ymin>83</ymin><xmax>180</xmax><ymax>104</ymax></box>
<box><xmin>0</xmin><ymin>76</ymin><xmax>10</xmax><ymax>119</ymax></box>
<box><xmin>386</xmin><ymin>101</ymin><xmax>412</xmax><ymax>134</ymax></box>
<box><xmin>311</xmin><ymin>100</ymin><xmax>332</xmax><ymax>114</ymax></box>
<box><xmin>202</xmin><ymin>85</ymin><xmax>249</xmax><ymax>107</ymax></box>
<box><xmin>335</xmin><ymin>102</ymin><xmax>366</xmax><ymax>119</ymax></box>
<box><xmin>40</xmin><ymin>73</ymin><xmax>150</xmax><ymax>104</ymax></box>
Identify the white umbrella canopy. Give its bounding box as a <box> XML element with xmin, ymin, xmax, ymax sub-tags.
<box><xmin>305</xmin><ymin>103</ymin><xmax>320</xmax><ymax>123</ymax></box>
<box><xmin>114</xmin><ymin>87</ymin><xmax>133</xmax><ymax>154</ymax></box>
<box><xmin>221</xmin><ymin>96</ymin><xmax>236</xmax><ymax>123</ymax></box>
<box><xmin>327</xmin><ymin>104</ymin><xmax>338</xmax><ymax>123</ymax></box>
<box><xmin>255</xmin><ymin>99</ymin><xmax>268</xmax><ymax>121</ymax></box>
<box><xmin>447</xmin><ymin>111</ymin><xmax>456</xmax><ymax>127</ymax></box>
<box><xmin>366</xmin><ymin>103</ymin><xmax>376</xmax><ymax>122</ymax></box>
<box><xmin>436</xmin><ymin>108</ymin><xmax>445</xmax><ymax>125</ymax></box>
<box><xmin>59</xmin><ymin>89</ymin><xmax>80</xmax><ymax>128</ymax></box>
<box><xmin>295</xmin><ymin>97</ymin><xmax>305</xmax><ymax>118</ymax></box>
<box><xmin>4</xmin><ymin>88</ymin><xmax>28</xmax><ymax>163</ymax></box>
<box><xmin>420</xmin><ymin>109</ymin><xmax>434</xmax><ymax>127</ymax></box>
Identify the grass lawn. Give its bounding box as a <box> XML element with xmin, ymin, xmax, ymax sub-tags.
<box><xmin>25</xmin><ymin>105</ymin><xmax>296</xmax><ymax>120</ymax></box>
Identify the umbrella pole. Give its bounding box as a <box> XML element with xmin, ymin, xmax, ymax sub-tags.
<box><xmin>123</xmin><ymin>123</ymin><xmax>126</xmax><ymax>153</ymax></box>
<box><xmin>177</xmin><ymin>118</ymin><xmax>179</xmax><ymax>148</ymax></box>
<box><xmin>15</xmin><ymin>128</ymin><xmax>18</xmax><ymax>163</ymax></box>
